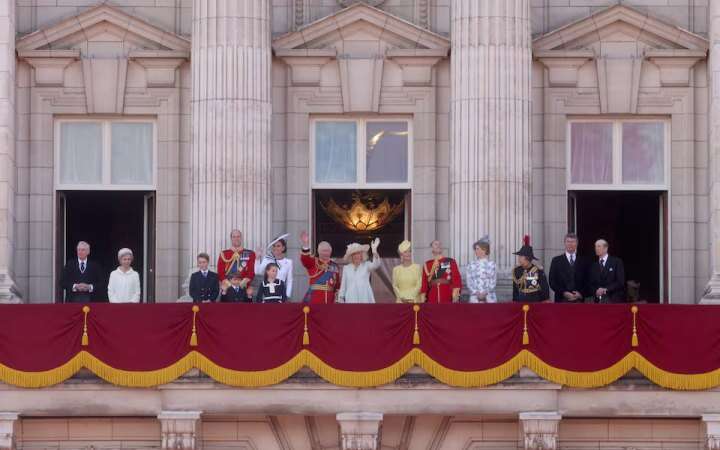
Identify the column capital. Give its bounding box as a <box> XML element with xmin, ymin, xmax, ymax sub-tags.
<box><xmin>0</xmin><ymin>413</ymin><xmax>20</xmax><ymax>450</ymax></box>
<box><xmin>336</xmin><ymin>412</ymin><xmax>383</xmax><ymax>450</ymax></box>
<box><xmin>157</xmin><ymin>411</ymin><xmax>202</xmax><ymax>450</ymax></box>
<box><xmin>519</xmin><ymin>412</ymin><xmax>561</xmax><ymax>450</ymax></box>
<box><xmin>703</xmin><ymin>414</ymin><xmax>720</xmax><ymax>450</ymax></box>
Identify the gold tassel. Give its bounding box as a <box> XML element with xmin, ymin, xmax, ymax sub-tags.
<box><xmin>522</xmin><ymin>304</ymin><xmax>530</xmax><ymax>345</ymax></box>
<box><xmin>631</xmin><ymin>305</ymin><xmax>639</xmax><ymax>348</ymax></box>
<box><xmin>81</xmin><ymin>306</ymin><xmax>90</xmax><ymax>346</ymax></box>
<box><xmin>302</xmin><ymin>306</ymin><xmax>310</xmax><ymax>346</ymax></box>
<box><xmin>190</xmin><ymin>305</ymin><xmax>199</xmax><ymax>347</ymax></box>
<box><xmin>412</xmin><ymin>304</ymin><xmax>420</xmax><ymax>345</ymax></box>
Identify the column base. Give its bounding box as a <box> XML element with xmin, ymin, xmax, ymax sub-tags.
<box><xmin>700</xmin><ymin>273</ymin><xmax>720</xmax><ymax>304</ymax></box>
<box><xmin>0</xmin><ymin>413</ymin><xmax>20</xmax><ymax>450</ymax></box>
<box><xmin>703</xmin><ymin>414</ymin><xmax>720</xmax><ymax>449</ymax></box>
<box><xmin>0</xmin><ymin>271</ymin><xmax>22</xmax><ymax>304</ymax></box>
<box><xmin>158</xmin><ymin>411</ymin><xmax>202</xmax><ymax>450</ymax></box>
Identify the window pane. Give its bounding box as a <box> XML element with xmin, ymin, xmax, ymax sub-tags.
<box><xmin>111</xmin><ymin>123</ymin><xmax>154</xmax><ymax>185</ymax></box>
<box><xmin>366</xmin><ymin>122</ymin><xmax>409</xmax><ymax>183</ymax></box>
<box><xmin>570</xmin><ymin>122</ymin><xmax>613</xmax><ymax>184</ymax></box>
<box><xmin>60</xmin><ymin>122</ymin><xmax>103</xmax><ymax>185</ymax></box>
<box><xmin>315</xmin><ymin>122</ymin><xmax>357</xmax><ymax>184</ymax></box>
<box><xmin>622</xmin><ymin>122</ymin><xmax>664</xmax><ymax>184</ymax></box>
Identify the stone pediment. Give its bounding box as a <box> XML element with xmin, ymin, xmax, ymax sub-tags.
<box><xmin>273</xmin><ymin>3</ymin><xmax>448</xmax><ymax>112</ymax></box>
<box><xmin>16</xmin><ymin>3</ymin><xmax>190</xmax><ymax>54</ymax></box>
<box><xmin>273</xmin><ymin>2</ymin><xmax>449</xmax><ymax>52</ymax></box>
<box><xmin>533</xmin><ymin>4</ymin><xmax>707</xmax><ymax>52</ymax></box>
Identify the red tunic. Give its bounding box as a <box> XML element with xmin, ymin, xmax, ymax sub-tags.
<box><xmin>300</xmin><ymin>251</ymin><xmax>341</xmax><ymax>304</ymax></box>
<box><xmin>217</xmin><ymin>248</ymin><xmax>256</xmax><ymax>284</ymax></box>
<box><xmin>422</xmin><ymin>257</ymin><xmax>462</xmax><ymax>304</ymax></box>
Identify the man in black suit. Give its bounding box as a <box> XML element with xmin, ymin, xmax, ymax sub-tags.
<box><xmin>60</xmin><ymin>241</ymin><xmax>103</xmax><ymax>303</ymax></box>
<box><xmin>189</xmin><ymin>253</ymin><xmax>219</xmax><ymax>303</ymax></box>
<box><xmin>588</xmin><ymin>239</ymin><xmax>626</xmax><ymax>303</ymax></box>
<box><xmin>549</xmin><ymin>233</ymin><xmax>588</xmax><ymax>303</ymax></box>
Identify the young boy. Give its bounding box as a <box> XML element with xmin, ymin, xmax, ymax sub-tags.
<box><xmin>189</xmin><ymin>253</ymin><xmax>219</xmax><ymax>303</ymax></box>
<box><xmin>220</xmin><ymin>271</ymin><xmax>252</xmax><ymax>303</ymax></box>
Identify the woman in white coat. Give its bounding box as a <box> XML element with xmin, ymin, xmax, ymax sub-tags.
<box><xmin>108</xmin><ymin>248</ymin><xmax>141</xmax><ymax>303</ymax></box>
<box><xmin>337</xmin><ymin>238</ymin><xmax>381</xmax><ymax>304</ymax></box>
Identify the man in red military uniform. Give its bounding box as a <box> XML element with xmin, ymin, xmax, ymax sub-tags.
<box><xmin>299</xmin><ymin>230</ymin><xmax>341</xmax><ymax>304</ymax></box>
<box><xmin>421</xmin><ymin>240</ymin><xmax>462</xmax><ymax>304</ymax></box>
<box><xmin>217</xmin><ymin>229</ymin><xmax>256</xmax><ymax>290</ymax></box>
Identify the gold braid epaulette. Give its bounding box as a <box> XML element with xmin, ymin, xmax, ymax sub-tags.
<box><xmin>512</xmin><ymin>265</ymin><xmax>542</xmax><ymax>294</ymax></box>
<box><xmin>219</xmin><ymin>248</ymin><xmax>242</xmax><ymax>264</ymax></box>
<box><xmin>425</xmin><ymin>257</ymin><xmax>441</xmax><ymax>283</ymax></box>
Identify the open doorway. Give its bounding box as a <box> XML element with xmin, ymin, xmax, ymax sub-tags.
<box><xmin>569</xmin><ymin>191</ymin><xmax>668</xmax><ymax>303</ymax></box>
<box><xmin>55</xmin><ymin>191</ymin><xmax>155</xmax><ymax>303</ymax></box>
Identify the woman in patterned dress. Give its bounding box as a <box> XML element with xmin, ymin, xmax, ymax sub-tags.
<box><xmin>466</xmin><ymin>237</ymin><xmax>497</xmax><ymax>303</ymax></box>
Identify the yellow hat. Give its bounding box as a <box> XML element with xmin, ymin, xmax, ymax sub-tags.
<box><xmin>398</xmin><ymin>240</ymin><xmax>412</xmax><ymax>253</ymax></box>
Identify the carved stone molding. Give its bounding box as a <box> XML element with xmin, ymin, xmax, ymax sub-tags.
<box><xmin>337</xmin><ymin>412</ymin><xmax>383</xmax><ymax>450</ymax></box>
<box><xmin>646</xmin><ymin>49</ymin><xmax>706</xmax><ymax>87</ymax></box>
<box><xmin>158</xmin><ymin>411</ymin><xmax>202</xmax><ymax>450</ymax></box>
<box><xmin>534</xmin><ymin>50</ymin><xmax>593</xmax><ymax>88</ymax></box>
<box><xmin>0</xmin><ymin>413</ymin><xmax>19</xmax><ymax>450</ymax></box>
<box><xmin>338</xmin><ymin>0</ymin><xmax>386</xmax><ymax>7</ymax></box>
<box><xmin>519</xmin><ymin>412</ymin><xmax>561</xmax><ymax>450</ymax></box>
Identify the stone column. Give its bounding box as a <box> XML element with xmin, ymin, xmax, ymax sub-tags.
<box><xmin>449</xmin><ymin>0</ymin><xmax>532</xmax><ymax>292</ymax></box>
<box><xmin>336</xmin><ymin>412</ymin><xmax>383</xmax><ymax>450</ymax></box>
<box><xmin>0</xmin><ymin>0</ymin><xmax>19</xmax><ymax>302</ymax></box>
<box><xmin>0</xmin><ymin>413</ymin><xmax>19</xmax><ymax>450</ymax></box>
<box><xmin>519</xmin><ymin>412</ymin><xmax>561</xmax><ymax>450</ymax></box>
<box><xmin>190</xmin><ymin>0</ymin><xmax>272</xmax><ymax>264</ymax></box>
<box><xmin>158</xmin><ymin>411</ymin><xmax>202</xmax><ymax>450</ymax></box>
<box><xmin>703</xmin><ymin>0</ymin><xmax>720</xmax><ymax>303</ymax></box>
<box><xmin>704</xmin><ymin>414</ymin><xmax>720</xmax><ymax>450</ymax></box>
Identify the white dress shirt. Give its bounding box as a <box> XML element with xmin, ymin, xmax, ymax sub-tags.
<box><xmin>108</xmin><ymin>267</ymin><xmax>141</xmax><ymax>303</ymax></box>
<box><xmin>566</xmin><ymin>252</ymin><xmax>576</xmax><ymax>265</ymax></box>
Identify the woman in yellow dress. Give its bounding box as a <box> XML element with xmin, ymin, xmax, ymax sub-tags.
<box><xmin>392</xmin><ymin>240</ymin><xmax>423</xmax><ymax>303</ymax></box>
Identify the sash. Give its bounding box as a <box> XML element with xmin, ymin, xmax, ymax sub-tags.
<box><xmin>302</xmin><ymin>270</ymin><xmax>335</xmax><ymax>303</ymax></box>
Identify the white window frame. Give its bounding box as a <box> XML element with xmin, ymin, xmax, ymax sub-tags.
<box><xmin>54</xmin><ymin>117</ymin><xmax>158</xmax><ymax>191</ymax></box>
<box><xmin>566</xmin><ymin>117</ymin><xmax>670</xmax><ymax>191</ymax></box>
<box><xmin>310</xmin><ymin>116</ymin><xmax>413</xmax><ymax>189</ymax></box>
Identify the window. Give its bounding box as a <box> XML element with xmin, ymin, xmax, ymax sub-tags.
<box><xmin>312</xmin><ymin>118</ymin><xmax>412</xmax><ymax>188</ymax></box>
<box><xmin>56</xmin><ymin>119</ymin><xmax>156</xmax><ymax>189</ymax></box>
<box><xmin>568</xmin><ymin>119</ymin><xmax>668</xmax><ymax>189</ymax></box>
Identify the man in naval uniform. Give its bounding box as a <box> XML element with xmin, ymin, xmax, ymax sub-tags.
<box><xmin>299</xmin><ymin>230</ymin><xmax>341</xmax><ymax>304</ymax></box>
<box><xmin>421</xmin><ymin>240</ymin><xmax>462</xmax><ymax>304</ymax></box>
<box><xmin>512</xmin><ymin>238</ymin><xmax>550</xmax><ymax>303</ymax></box>
<box><xmin>217</xmin><ymin>229</ymin><xmax>256</xmax><ymax>291</ymax></box>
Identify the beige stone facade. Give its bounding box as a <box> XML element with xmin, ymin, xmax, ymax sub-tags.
<box><xmin>1</xmin><ymin>1</ymin><xmax>719</xmax><ymax>446</ymax></box>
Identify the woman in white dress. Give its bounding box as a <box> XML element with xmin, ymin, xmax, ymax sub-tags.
<box><xmin>337</xmin><ymin>238</ymin><xmax>381</xmax><ymax>304</ymax></box>
<box><xmin>255</xmin><ymin>234</ymin><xmax>294</xmax><ymax>298</ymax></box>
<box><xmin>107</xmin><ymin>248</ymin><xmax>141</xmax><ymax>303</ymax></box>
<box><xmin>465</xmin><ymin>236</ymin><xmax>497</xmax><ymax>303</ymax></box>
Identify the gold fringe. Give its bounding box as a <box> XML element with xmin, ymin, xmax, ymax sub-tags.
<box><xmin>417</xmin><ymin>349</ymin><xmax>524</xmax><ymax>388</ymax></box>
<box><xmin>302</xmin><ymin>306</ymin><xmax>310</xmax><ymax>346</ymax></box>
<box><xmin>412</xmin><ymin>304</ymin><xmax>420</xmax><ymax>345</ymax></box>
<box><xmin>305</xmin><ymin>349</ymin><xmax>416</xmax><ymax>388</ymax></box>
<box><xmin>631</xmin><ymin>305</ymin><xmax>639</xmax><ymax>347</ymax></box>
<box><xmin>196</xmin><ymin>351</ymin><xmax>305</xmax><ymax>387</ymax></box>
<box><xmin>522</xmin><ymin>304</ymin><xmax>530</xmax><ymax>345</ymax></box>
<box><xmin>190</xmin><ymin>305</ymin><xmax>199</xmax><ymax>347</ymax></box>
<box><xmin>523</xmin><ymin>351</ymin><xmax>634</xmax><ymax>388</ymax></box>
<box><xmin>81</xmin><ymin>306</ymin><xmax>90</xmax><ymax>346</ymax></box>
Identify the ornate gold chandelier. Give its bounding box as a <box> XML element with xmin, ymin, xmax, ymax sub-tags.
<box><xmin>321</xmin><ymin>194</ymin><xmax>404</xmax><ymax>233</ymax></box>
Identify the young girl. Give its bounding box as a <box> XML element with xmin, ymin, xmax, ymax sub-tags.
<box><xmin>255</xmin><ymin>263</ymin><xmax>288</xmax><ymax>303</ymax></box>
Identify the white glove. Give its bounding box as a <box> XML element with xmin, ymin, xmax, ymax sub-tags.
<box><xmin>371</xmin><ymin>238</ymin><xmax>380</xmax><ymax>253</ymax></box>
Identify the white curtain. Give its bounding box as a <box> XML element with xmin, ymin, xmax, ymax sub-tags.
<box><xmin>59</xmin><ymin>122</ymin><xmax>103</xmax><ymax>185</ymax></box>
<box><xmin>622</xmin><ymin>122</ymin><xmax>664</xmax><ymax>184</ymax></box>
<box><xmin>570</xmin><ymin>122</ymin><xmax>613</xmax><ymax>184</ymax></box>
<box><xmin>111</xmin><ymin>123</ymin><xmax>153</xmax><ymax>185</ymax></box>
<box><xmin>315</xmin><ymin>122</ymin><xmax>357</xmax><ymax>183</ymax></box>
<box><xmin>366</xmin><ymin>122</ymin><xmax>409</xmax><ymax>183</ymax></box>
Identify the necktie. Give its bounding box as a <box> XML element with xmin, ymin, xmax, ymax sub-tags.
<box><xmin>203</xmin><ymin>272</ymin><xmax>207</xmax><ymax>278</ymax></box>
<box><xmin>600</xmin><ymin>259</ymin><xmax>605</xmax><ymax>268</ymax></box>
<box><xmin>80</xmin><ymin>261</ymin><xmax>85</xmax><ymax>274</ymax></box>
<box><xmin>570</xmin><ymin>254</ymin><xmax>575</xmax><ymax>266</ymax></box>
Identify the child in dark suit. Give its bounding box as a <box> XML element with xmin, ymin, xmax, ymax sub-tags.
<box><xmin>189</xmin><ymin>253</ymin><xmax>219</xmax><ymax>303</ymax></box>
<box><xmin>220</xmin><ymin>271</ymin><xmax>252</xmax><ymax>303</ymax></box>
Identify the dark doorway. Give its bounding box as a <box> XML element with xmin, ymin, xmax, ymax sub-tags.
<box><xmin>570</xmin><ymin>191</ymin><xmax>667</xmax><ymax>303</ymax></box>
<box><xmin>56</xmin><ymin>191</ymin><xmax>154</xmax><ymax>303</ymax></box>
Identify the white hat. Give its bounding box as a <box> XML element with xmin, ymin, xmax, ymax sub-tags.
<box><xmin>344</xmin><ymin>242</ymin><xmax>370</xmax><ymax>262</ymax></box>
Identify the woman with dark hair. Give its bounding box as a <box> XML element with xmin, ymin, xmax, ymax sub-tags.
<box><xmin>255</xmin><ymin>263</ymin><xmax>288</xmax><ymax>303</ymax></box>
<box><xmin>466</xmin><ymin>236</ymin><xmax>497</xmax><ymax>303</ymax></box>
<box><xmin>255</xmin><ymin>234</ymin><xmax>294</xmax><ymax>299</ymax></box>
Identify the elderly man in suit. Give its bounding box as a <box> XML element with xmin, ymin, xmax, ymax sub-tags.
<box><xmin>549</xmin><ymin>233</ymin><xmax>589</xmax><ymax>303</ymax></box>
<box><xmin>588</xmin><ymin>239</ymin><xmax>626</xmax><ymax>303</ymax></box>
<box><xmin>60</xmin><ymin>241</ymin><xmax>103</xmax><ymax>303</ymax></box>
